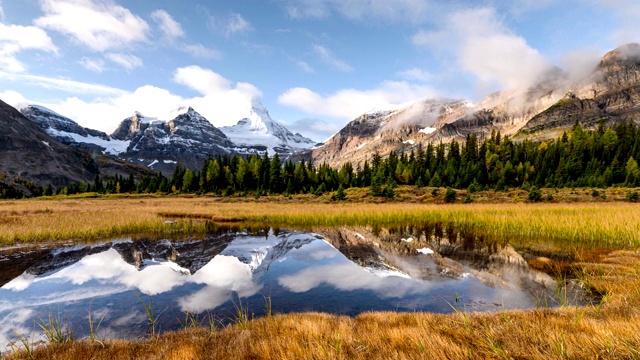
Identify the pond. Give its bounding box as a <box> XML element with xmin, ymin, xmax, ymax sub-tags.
<box><xmin>0</xmin><ymin>226</ymin><xmax>589</xmax><ymax>347</ymax></box>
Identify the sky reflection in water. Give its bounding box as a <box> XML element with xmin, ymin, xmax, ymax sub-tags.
<box><xmin>0</xmin><ymin>229</ymin><xmax>548</xmax><ymax>346</ymax></box>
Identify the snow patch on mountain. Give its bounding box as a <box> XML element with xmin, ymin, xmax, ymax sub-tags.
<box><xmin>419</xmin><ymin>127</ymin><xmax>436</xmax><ymax>135</ymax></box>
<box><xmin>19</xmin><ymin>104</ymin><xmax>126</xmax><ymax>154</ymax></box>
<box><xmin>47</xmin><ymin>128</ymin><xmax>130</xmax><ymax>155</ymax></box>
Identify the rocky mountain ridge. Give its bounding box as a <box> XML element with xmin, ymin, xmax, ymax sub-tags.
<box><xmin>521</xmin><ymin>43</ymin><xmax>640</xmax><ymax>135</ymax></box>
<box><xmin>309</xmin><ymin>44</ymin><xmax>640</xmax><ymax>168</ymax></box>
<box><xmin>9</xmin><ymin>43</ymin><xmax>640</xmax><ymax>179</ymax></box>
<box><xmin>0</xmin><ymin>100</ymin><xmax>156</xmax><ymax>196</ymax></box>
<box><xmin>111</xmin><ymin>107</ymin><xmax>235</xmax><ymax>175</ymax></box>
<box><xmin>19</xmin><ymin>102</ymin><xmax>317</xmax><ymax>176</ymax></box>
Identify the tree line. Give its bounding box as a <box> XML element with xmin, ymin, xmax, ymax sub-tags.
<box><xmin>8</xmin><ymin>121</ymin><xmax>640</xmax><ymax>199</ymax></box>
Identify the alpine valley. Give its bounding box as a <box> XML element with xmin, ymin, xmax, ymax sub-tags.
<box><xmin>2</xmin><ymin>44</ymin><xmax>640</xmax><ymax>194</ymax></box>
<box><xmin>18</xmin><ymin>100</ymin><xmax>318</xmax><ymax>177</ymax></box>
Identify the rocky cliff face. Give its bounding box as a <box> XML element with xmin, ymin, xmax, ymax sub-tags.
<box><xmin>521</xmin><ymin>44</ymin><xmax>640</xmax><ymax>134</ymax></box>
<box><xmin>310</xmin><ymin>98</ymin><xmax>472</xmax><ymax>168</ymax></box>
<box><xmin>0</xmin><ymin>99</ymin><xmax>100</xmax><ymax>192</ymax></box>
<box><xmin>2</xmin><ymin>101</ymin><xmax>156</xmax><ymax>194</ymax></box>
<box><xmin>21</xmin><ymin>102</ymin><xmax>318</xmax><ymax>176</ymax></box>
<box><xmin>20</xmin><ymin>105</ymin><xmax>129</xmax><ymax>155</ymax></box>
<box><xmin>435</xmin><ymin>70</ymin><xmax>568</xmax><ymax>142</ymax></box>
<box><xmin>112</xmin><ymin>107</ymin><xmax>235</xmax><ymax>175</ymax></box>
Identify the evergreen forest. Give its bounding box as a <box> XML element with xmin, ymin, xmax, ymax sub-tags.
<box><xmin>9</xmin><ymin>121</ymin><xmax>640</xmax><ymax>199</ymax></box>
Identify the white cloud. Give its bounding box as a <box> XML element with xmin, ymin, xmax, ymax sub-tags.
<box><xmin>595</xmin><ymin>0</ymin><xmax>640</xmax><ymax>45</ymax></box>
<box><xmin>35</xmin><ymin>0</ymin><xmax>149</xmax><ymax>52</ymax></box>
<box><xmin>0</xmin><ymin>90</ymin><xmax>28</xmax><ymax>107</ymax></box>
<box><xmin>561</xmin><ymin>47</ymin><xmax>602</xmax><ymax>83</ymax></box>
<box><xmin>171</xmin><ymin>65</ymin><xmax>262</xmax><ymax>126</ymax></box>
<box><xmin>182</xmin><ymin>43</ymin><xmax>223</xmax><ymax>59</ymax></box>
<box><xmin>0</xmin><ymin>71</ymin><xmax>126</xmax><ymax>95</ymax></box>
<box><xmin>278</xmin><ymin>80</ymin><xmax>436</xmax><ymax>120</ymax></box>
<box><xmin>288</xmin><ymin>118</ymin><xmax>340</xmax><ymax>142</ymax></box>
<box><xmin>4</xmin><ymin>66</ymin><xmax>264</xmax><ymax>132</ymax></box>
<box><xmin>398</xmin><ymin>68</ymin><xmax>433</xmax><ymax>82</ymax></box>
<box><xmin>106</xmin><ymin>52</ymin><xmax>143</xmax><ymax>70</ymax></box>
<box><xmin>0</xmin><ymin>22</ymin><xmax>58</xmax><ymax>72</ymax></box>
<box><xmin>151</xmin><ymin>9</ymin><xmax>184</xmax><ymax>40</ymax></box>
<box><xmin>208</xmin><ymin>12</ymin><xmax>253</xmax><ymax>37</ymax></box>
<box><xmin>296</xmin><ymin>60</ymin><xmax>315</xmax><ymax>73</ymax></box>
<box><xmin>413</xmin><ymin>7</ymin><xmax>553</xmax><ymax>92</ymax></box>
<box><xmin>79</xmin><ymin>57</ymin><xmax>105</xmax><ymax>72</ymax></box>
<box><xmin>313</xmin><ymin>44</ymin><xmax>353</xmax><ymax>72</ymax></box>
<box><xmin>173</xmin><ymin>65</ymin><xmax>233</xmax><ymax>95</ymax></box>
<box><xmin>226</xmin><ymin>13</ymin><xmax>252</xmax><ymax>36</ymax></box>
<box><xmin>241</xmin><ymin>42</ymin><xmax>273</xmax><ymax>55</ymax></box>
<box><xmin>281</xmin><ymin>0</ymin><xmax>431</xmax><ymax>23</ymax></box>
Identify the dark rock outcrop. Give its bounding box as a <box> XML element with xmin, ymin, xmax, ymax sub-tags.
<box><xmin>0</xmin><ymin>99</ymin><xmax>100</xmax><ymax>192</ymax></box>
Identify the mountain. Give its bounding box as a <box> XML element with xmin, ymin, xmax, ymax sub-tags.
<box><xmin>19</xmin><ymin>104</ymin><xmax>130</xmax><ymax>155</ymax></box>
<box><xmin>520</xmin><ymin>43</ymin><xmax>640</xmax><ymax>135</ymax></box>
<box><xmin>309</xmin><ymin>98</ymin><xmax>474</xmax><ymax>167</ymax></box>
<box><xmin>0</xmin><ymin>99</ymin><xmax>100</xmax><ymax>194</ymax></box>
<box><xmin>111</xmin><ymin>107</ymin><xmax>234</xmax><ymax>175</ymax></box>
<box><xmin>21</xmin><ymin>101</ymin><xmax>318</xmax><ymax>176</ymax></box>
<box><xmin>310</xmin><ymin>44</ymin><xmax>640</xmax><ymax>167</ymax></box>
<box><xmin>1</xmin><ymin>100</ymin><xmax>156</xmax><ymax>196</ymax></box>
<box><xmin>0</xmin><ymin>230</ymin><xmax>316</xmax><ymax>288</ymax></box>
<box><xmin>221</xmin><ymin>100</ymin><xmax>318</xmax><ymax>157</ymax></box>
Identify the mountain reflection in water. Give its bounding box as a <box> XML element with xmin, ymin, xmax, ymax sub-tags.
<box><xmin>0</xmin><ymin>227</ymin><xmax>574</xmax><ymax>346</ymax></box>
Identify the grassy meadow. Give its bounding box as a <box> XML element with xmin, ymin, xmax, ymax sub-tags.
<box><xmin>2</xmin><ymin>188</ymin><xmax>640</xmax><ymax>359</ymax></box>
<box><xmin>1</xmin><ymin>187</ymin><xmax>640</xmax><ymax>249</ymax></box>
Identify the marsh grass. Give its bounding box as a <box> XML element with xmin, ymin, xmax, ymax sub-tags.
<box><xmin>86</xmin><ymin>308</ymin><xmax>107</xmax><ymax>344</ymax></box>
<box><xmin>36</xmin><ymin>311</ymin><xmax>74</xmax><ymax>346</ymax></box>
<box><xmin>136</xmin><ymin>294</ymin><xmax>161</xmax><ymax>336</ymax></box>
<box><xmin>8</xmin><ymin>332</ymin><xmax>35</xmax><ymax>360</ymax></box>
<box><xmin>2</xmin><ymin>197</ymin><xmax>640</xmax><ymax>250</ymax></box>
<box><xmin>231</xmin><ymin>297</ymin><xmax>251</xmax><ymax>331</ymax></box>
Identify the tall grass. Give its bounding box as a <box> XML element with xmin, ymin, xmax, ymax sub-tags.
<box><xmin>136</xmin><ymin>294</ymin><xmax>160</xmax><ymax>336</ymax></box>
<box><xmin>2</xmin><ymin>198</ymin><xmax>640</xmax><ymax>249</ymax></box>
<box><xmin>37</xmin><ymin>311</ymin><xmax>74</xmax><ymax>345</ymax></box>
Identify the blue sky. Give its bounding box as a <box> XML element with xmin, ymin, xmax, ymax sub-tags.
<box><xmin>0</xmin><ymin>0</ymin><xmax>637</xmax><ymax>141</ymax></box>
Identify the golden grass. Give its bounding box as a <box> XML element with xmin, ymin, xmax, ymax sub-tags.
<box><xmin>6</xmin><ymin>250</ymin><xmax>640</xmax><ymax>359</ymax></box>
<box><xmin>1</xmin><ymin>195</ymin><xmax>640</xmax><ymax>249</ymax></box>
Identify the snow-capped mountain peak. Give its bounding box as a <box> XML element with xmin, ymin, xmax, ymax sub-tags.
<box><xmin>221</xmin><ymin>99</ymin><xmax>317</xmax><ymax>155</ymax></box>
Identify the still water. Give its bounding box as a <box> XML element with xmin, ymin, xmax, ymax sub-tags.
<box><xmin>0</xmin><ymin>227</ymin><xmax>575</xmax><ymax>346</ymax></box>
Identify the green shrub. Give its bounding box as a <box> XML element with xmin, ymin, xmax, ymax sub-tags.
<box><xmin>444</xmin><ymin>188</ymin><xmax>456</xmax><ymax>203</ymax></box>
<box><xmin>528</xmin><ymin>187</ymin><xmax>542</xmax><ymax>202</ymax></box>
